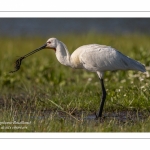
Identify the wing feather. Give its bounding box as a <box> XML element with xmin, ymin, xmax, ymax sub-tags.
<box><xmin>79</xmin><ymin>45</ymin><xmax>145</xmax><ymax>72</ymax></box>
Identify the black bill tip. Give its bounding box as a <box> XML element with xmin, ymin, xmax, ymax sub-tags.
<box><xmin>9</xmin><ymin>57</ymin><xmax>25</xmax><ymax>73</ymax></box>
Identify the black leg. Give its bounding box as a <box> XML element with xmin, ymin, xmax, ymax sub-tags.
<box><xmin>97</xmin><ymin>78</ymin><xmax>107</xmax><ymax>118</ymax></box>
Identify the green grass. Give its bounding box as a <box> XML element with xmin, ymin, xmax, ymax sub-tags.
<box><xmin>0</xmin><ymin>33</ymin><xmax>150</xmax><ymax>132</ymax></box>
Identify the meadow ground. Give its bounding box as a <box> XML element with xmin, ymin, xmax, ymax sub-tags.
<box><xmin>0</xmin><ymin>33</ymin><xmax>150</xmax><ymax>132</ymax></box>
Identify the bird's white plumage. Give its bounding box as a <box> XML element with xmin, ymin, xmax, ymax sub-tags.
<box><xmin>46</xmin><ymin>38</ymin><xmax>146</xmax><ymax>78</ymax></box>
<box><xmin>79</xmin><ymin>45</ymin><xmax>115</xmax><ymax>72</ymax></box>
<box><xmin>78</xmin><ymin>45</ymin><xmax>145</xmax><ymax>72</ymax></box>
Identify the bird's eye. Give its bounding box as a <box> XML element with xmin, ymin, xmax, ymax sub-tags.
<box><xmin>47</xmin><ymin>41</ymin><xmax>51</xmax><ymax>44</ymax></box>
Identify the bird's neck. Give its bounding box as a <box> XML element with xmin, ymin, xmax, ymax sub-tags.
<box><xmin>55</xmin><ymin>41</ymin><xmax>71</xmax><ymax>67</ymax></box>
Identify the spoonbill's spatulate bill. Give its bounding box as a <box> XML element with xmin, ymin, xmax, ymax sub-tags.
<box><xmin>10</xmin><ymin>38</ymin><xmax>146</xmax><ymax>118</ymax></box>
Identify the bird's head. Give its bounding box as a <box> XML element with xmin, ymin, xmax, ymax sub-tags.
<box><xmin>45</xmin><ymin>38</ymin><xmax>58</xmax><ymax>51</ymax></box>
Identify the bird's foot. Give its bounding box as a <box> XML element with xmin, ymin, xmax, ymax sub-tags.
<box><xmin>94</xmin><ymin>112</ymin><xmax>105</xmax><ymax>121</ymax></box>
<box><xmin>94</xmin><ymin>112</ymin><xmax>99</xmax><ymax>120</ymax></box>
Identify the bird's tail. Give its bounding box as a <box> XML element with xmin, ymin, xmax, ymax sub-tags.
<box><xmin>128</xmin><ymin>58</ymin><xmax>146</xmax><ymax>72</ymax></box>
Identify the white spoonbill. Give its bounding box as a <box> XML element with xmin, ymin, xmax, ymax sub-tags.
<box><xmin>10</xmin><ymin>37</ymin><xmax>146</xmax><ymax>118</ymax></box>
